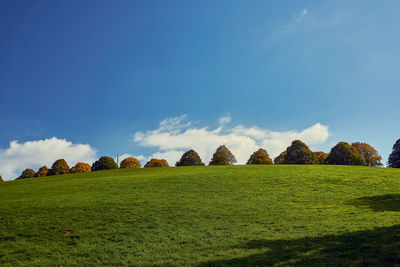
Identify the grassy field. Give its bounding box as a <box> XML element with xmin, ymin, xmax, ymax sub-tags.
<box><xmin>0</xmin><ymin>165</ymin><xmax>400</xmax><ymax>266</ymax></box>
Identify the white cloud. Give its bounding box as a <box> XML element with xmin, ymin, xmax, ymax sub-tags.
<box><xmin>133</xmin><ymin>115</ymin><xmax>330</xmax><ymax>166</ymax></box>
<box><xmin>294</xmin><ymin>8</ymin><xmax>308</xmax><ymax>23</ymax></box>
<box><xmin>218</xmin><ymin>114</ymin><xmax>231</xmax><ymax>125</ymax></box>
<box><xmin>0</xmin><ymin>137</ymin><xmax>97</xmax><ymax>180</ymax></box>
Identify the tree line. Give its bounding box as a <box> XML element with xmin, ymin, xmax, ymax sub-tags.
<box><xmin>2</xmin><ymin>138</ymin><xmax>400</xmax><ymax>181</ymax></box>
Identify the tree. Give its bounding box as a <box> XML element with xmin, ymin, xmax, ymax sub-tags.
<box><xmin>35</xmin><ymin>166</ymin><xmax>49</xmax><ymax>177</ymax></box>
<box><xmin>70</xmin><ymin>162</ymin><xmax>92</xmax><ymax>173</ymax></box>
<box><xmin>313</xmin><ymin>151</ymin><xmax>329</xmax><ymax>164</ymax></box>
<box><xmin>176</xmin><ymin>150</ymin><xmax>204</xmax><ymax>166</ymax></box>
<box><xmin>274</xmin><ymin>151</ymin><xmax>288</xmax><ymax>164</ymax></box>
<box><xmin>0</xmin><ymin>175</ymin><xmax>3</xmax><ymax>182</ymax></box>
<box><xmin>247</xmin><ymin>148</ymin><xmax>273</xmax><ymax>165</ymax></box>
<box><xmin>144</xmin><ymin>158</ymin><xmax>169</xmax><ymax>167</ymax></box>
<box><xmin>388</xmin><ymin>139</ymin><xmax>400</xmax><ymax>168</ymax></box>
<box><xmin>120</xmin><ymin>157</ymin><xmax>141</xmax><ymax>168</ymax></box>
<box><xmin>17</xmin><ymin>168</ymin><xmax>36</xmax><ymax>179</ymax></box>
<box><xmin>351</xmin><ymin>142</ymin><xmax>383</xmax><ymax>167</ymax></box>
<box><xmin>284</xmin><ymin>140</ymin><xmax>317</xmax><ymax>164</ymax></box>
<box><xmin>92</xmin><ymin>156</ymin><xmax>118</xmax><ymax>171</ymax></box>
<box><xmin>209</xmin><ymin>145</ymin><xmax>237</xmax><ymax>165</ymax></box>
<box><xmin>325</xmin><ymin>142</ymin><xmax>366</xmax><ymax>166</ymax></box>
<box><xmin>47</xmin><ymin>159</ymin><xmax>70</xmax><ymax>176</ymax></box>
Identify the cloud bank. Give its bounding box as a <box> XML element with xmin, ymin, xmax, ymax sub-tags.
<box><xmin>134</xmin><ymin>115</ymin><xmax>330</xmax><ymax>166</ymax></box>
<box><xmin>0</xmin><ymin>137</ymin><xmax>97</xmax><ymax>180</ymax></box>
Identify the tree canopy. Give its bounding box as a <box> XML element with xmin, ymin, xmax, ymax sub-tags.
<box><xmin>48</xmin><ymin>159</ymin><xmax>70</xmax><ymax>176</ymax></box>
<box><xmin>326</xmin><ymin>142</ymin><xmax>366</xmax><ymax>166</ymax></box>
<box><xmin>176</xmin><ymin>150</ymin><xmax>204</xmax><ymax>166</ymax></box>
<box><xmin>144</xmin><ymin>158</ymin><xmax>169</xmax><ymax>167</ymax></box>
<box><xmin>35</xmin><ymin>166</ymin><xmax>49</xmax><ymax>177</ymax></box>
<box><xmin>388</xmin><ymin>139</ymin><xmax>400</xmax><ymax>168</ymax></box>
<box><xmin>17</xmin><ymin>168</ymin><xmax>36</xmax><ymax>179</ymax></box>
<box><xmin>284</xmin><ymin>140</ymin><xmax>316</xmax><ymax>164</ymax></box>
<box><xmin>247</xmin><ymin>148</ymin><xmax>273</xmax><ymax>165</ymax></box>
<box><xmin>351</xmin><ymin>142</ymin><xmax>383</xmax><ymax>167</ymax></box>
<box><xmin>71</xmin><ymin>162</ymin><xmax>92</xmax><ymax>173</ymax></box>
<box><xmin>209</xmin><ymin>145</ymin><xmax>237</xmax><ymax>165</ymax></box>
<box><xmin>313</xmin><ymin>151</ymin><xmax>329</xmax><ymax>164</ymax></box>
<box><xmin>92</xmin><ymin>156</ymin><xmax>118</xmax><ymax>171</ymax></box>
<box><xmin>120</xmin><ymin>157</ymin><xmax>141</xmax><ymax>168</ymax></box>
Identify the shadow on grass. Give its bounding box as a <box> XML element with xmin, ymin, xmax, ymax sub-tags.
<box><xmin>198</xmin><ymin>225</ymin><xmax>400</xmax><ymax>266</ymax></box>
<box><xmin>347</xmin><ymin>194</ymin><xmax>400</xmax><ymax>212</ymax></box>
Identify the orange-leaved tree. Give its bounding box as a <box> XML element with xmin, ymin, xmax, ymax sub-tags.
<box><xmin>351</xmin><ymin>142</ymin><xmax>383</xmax><ymax>167</ymax></box>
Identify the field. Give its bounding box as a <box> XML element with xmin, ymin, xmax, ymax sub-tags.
<box><xmin>0</xmin><ymin>165</ymin><xmax>400</xmax><ymax>266</ymax></box>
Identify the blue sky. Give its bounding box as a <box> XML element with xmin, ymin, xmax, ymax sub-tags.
<box><xmin>1</xmin><ymin>1</ymin><xmax>399</xmax><ymax>179</ymax></box>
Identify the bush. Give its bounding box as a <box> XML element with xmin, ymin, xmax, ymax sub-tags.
<box><xmin>17</xmin><ymin>168</ymin><xmax>36</xmax><ymax>179</ymax></box>
<box><xmin>274</xmin><ymin>151</ymin><xmax>288</xmax><ymax>164</ymax></box>
<box><xmin>47</xmin><ymin>159</ymin><xmax>70</xmax><ymax>176</ymax></box>
<box><xmin>35</xmin><ymin>166</ymin><xmax>49</xmax><ymax>177</ymax></box>
<box><xmin>144</xmin><ymin>158</ymin><xmax>169</xmax><ymax>167</ymax></box>
<box><xmin>247</xmin><ymin>148</ymin><xmax>273</xmax><ymax>165</ymax></box>
<box><xmin>0</xmin><ymin>175</ymin><xmax>3</xmax><ymax>182</ymax></box>
<box><xmin>176</xmin><ymin>150</ymin><xmax>204</xmax><ymax>166</ymax></box>
<box><xmin>120</xmin><ymin>157</ymin><xmax>141</xmax><ymax>168</ymax></box>
<box><xmin>388</xmin><ymin>139</ymin><xmax>400</xmax><ymax>168</ymax></box>
<box><xmin>70</xmin><ymin>162</ymin><xmax>92</xmax><ymax>173</ymax></box>
<box><xmin>209</xmin><ymin>145</ymin><xmax>237</xmax><ymax>165</ymax></box>
<box><xmin>284</xmin><ymin>140</ymin><xmax>317</xmax><ymax>164</ymax></box>
<box><xmin>351</xmin><ymin>142</ymin><xmax>383</xmax><ymax>167</ymax></box>
<box><xmin>313</xmin><ymin>152</ymin><xmax>329</xmax><ymax>164</ymax></box>
<box><xmin>325</xmin><ymin>142</ymin><xmax>366</xmax><ymax>166</ymax></box>
<box><xmin>92</xmin><ymin>156</ymin><xmax>118</xmax><ymax>171</ymax></box>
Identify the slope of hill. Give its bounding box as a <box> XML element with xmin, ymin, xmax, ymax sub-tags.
<box><xmin>0</xmin><ymin>165</ymin><xmax>399</xmax><ymax>266</ymax></box>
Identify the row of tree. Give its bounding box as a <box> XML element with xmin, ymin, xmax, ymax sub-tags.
<box><xmin>6</xmin><ymin>138</ymin><xmax>400</xmax><ymax>181</ymax></box>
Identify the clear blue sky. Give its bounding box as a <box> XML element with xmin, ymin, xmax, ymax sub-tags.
<box><xmin>1</xmin><ymin>0</ymin><xmax>399</xmax><ymax>174</ymax></box>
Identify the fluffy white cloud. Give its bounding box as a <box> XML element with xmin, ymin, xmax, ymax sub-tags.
<box><xmin>0</xmin><ymin>137</ymin><xmax>97</xmax><ymax>180</ymax></box>
<box><xmin>133</xmin><ymin>115</ymin><xmax>330</xmax><ymax>166</ymax></box>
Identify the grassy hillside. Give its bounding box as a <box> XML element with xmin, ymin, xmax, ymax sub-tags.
<box><xmin>0</xmin><ymin>165</ymin><xmax>400</xmax><ymax>266</ymax></box>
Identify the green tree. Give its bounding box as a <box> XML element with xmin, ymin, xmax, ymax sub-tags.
<box><xmin>17</xmin><ymin>168</ymin><xmax>36</xmax><ymax>179</ymax></box>
<box><xmin>247</xmin><ymin>148</ymin><xmax>273</xmax><ymax>165</ymax></box>
<box><xmin>326</xmin><ymin>142</ymin><xmax>366</xmax><ymax>166</ymax></box>
<box><xmin>284</xmin><ymin>140</ymin><xmax>317</xmax><ymax>164</ymax></box>
<box><xmin>92</xmin><ymin>156</ymin><xmax>118</xmax><ymax>171</ymax></box>
<box><xmin>209</xmin><ymin>145</ymin><xmax>237</xmax><ymax>165</ymax></box>
<box><xmin>176</xmin><ymin>150</ymin><xmax>204</xmax><ymax>166</ymax></box>
<box><xmin>388</xmin><ymin>139</ymin><xmax>400</xmax><ymax>168</ymax></box>
<box><xmin>274</xmin><ymin>151</ymin><xmax>288</xmax><ymax>164</ymax></box>
<box><xmin>47</xmin><ymin>159</ymin><xmax>70</xmax><ymax>176</ymax></box>
<box><xmin>313</xmin><ymin>151</ymin><xmax>329</xmax><ymax>164</ymax></box>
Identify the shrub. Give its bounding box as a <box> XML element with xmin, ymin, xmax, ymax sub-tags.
<box><xmin>35</xmin><ymin>166</ymin><xmax>49</xmax><ymax>177</ymax></box>
<box><xmin>351</xmin><ymin>142</ymin><xmax>383</xmax><ymax>167</ymax></box>
<box><xmin>325</xmin><ymin>142</ymin><xmax>366</xmax><ymax>166</ymax></box>
<box><xmin>247</xmin><ymin>148</ymin><xmax>273</xmax><ymax>165</ymax></box>
<box><xmin>313</xmin><ymin>152</ymin><xmax>329</xmax><ymax>164</ymax></box>
<box><xmin>70</xmin><ymin>162</ymin><xmax>92</xmax><ymax>173</ymax></box>
<box><xmin>274</xmin><ymin>151</ymin><xmax>288</xmax><ymax>164</ymax></box>
<box><xmin>284</xmin><ymin>140</ymin><xmax>317</xmax><ymax>164</ymax></box>
<box><xmin>209</xmin><ymin>145</ymin><xmax>237</xmax><ymax>165</ymax></box>
<box><xmin>0</xmin><ymin>176</ymin><xmax>3</xmax><ymax>182</ymax></box>
<box><xmin>47</xmin><ymin>159</ymin><xmax>70</xmax><ymax>176</ymax></box>
<box><xmin>388</xmin><ymin>139</ymin><xmax>400</xmax><ymax>168</ymax></box>
<box><xmin>92</xmin><ymin>156</ymin><xmax>118</xmax><ymax>171</ymax></box>
<box><xmin>17</xmin><ymin>168</ymin><xmax>36</xmax><ymax>179</ymax></box>
<box><xmin>176</xmin><ymin>150</ymin><xmax>204</xmax><ymax>166</ymax></box>
<box><xmin>120</xmin><ymin>157</ymin><xmax>141</xmax><ymax>168</ymax></box>
<box><xmin>144</xmin><ymin>158</ymin><xmax>169</xmax><ymax>167</ymax></box>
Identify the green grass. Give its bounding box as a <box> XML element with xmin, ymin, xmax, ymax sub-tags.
<box><xmin>0</xmin><ymin>165</ymin><xmax>400</xmax><ymax>266</ymax></box>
